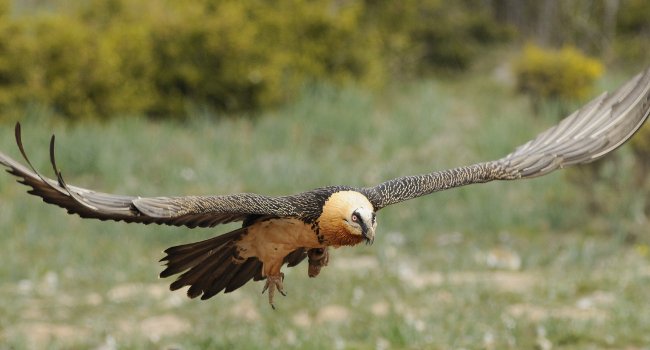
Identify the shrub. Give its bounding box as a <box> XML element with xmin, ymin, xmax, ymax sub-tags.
<box><xmin>0</xmin><ymin>0</ymin><xmax>389</xmax><ymax>119</ymax></box>
<box><xmin>30</xmin><ymin>16</ymin><xmax>103</xmax><ymax>119</ymax></box>
<box><xmin>0</xmin><ymin>19</ymin><xmax>33</xmax><ymax>115</ymax></box>
<box><xmin>361</xmin><ymin>0</ymin><xmax>513</xmax><ymax>75</ymax></box>
<box><xmin>0</xmin><ymin>8</ymin><xmax>158</xmax><ymax>121</ymax></box>
<box><xmin>0</xmin><ymin>0</ymin><xmax>513</xmax><ymax>120</ymax></box>
<box><xmin>146</xmin><ymin>0</ymin><xmax>384</xmax><ymax>117</ymax></box>
<box><xmin>615</xmin><ymin>0</ymin><xmax>650</xmax><ymax>64</ymax></box>
<box><xmin>514</xmin><ymin>44</ymin><xmax>604</xmax><ymax>103</ymax></box>
<box><xmin>0</xmin><ymin>0</ymin><xmax>8</xmax><ymax>17</ymax></box>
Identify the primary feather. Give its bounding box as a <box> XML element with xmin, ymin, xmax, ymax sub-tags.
<box><xmin>362</xmin><ymin>68</ymin><xmax>650</xmax><ymax>209</ymax></box>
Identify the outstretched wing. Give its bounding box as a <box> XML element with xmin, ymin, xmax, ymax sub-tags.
<box><xmin>363</xmin><ymin>68</ymin><xmax>650</xmax><ymax>210</ymax></box>
<box><xmin>0</xmin><ymin>124</ymin><xmax>303</xmax><ymax>228</ymax></box>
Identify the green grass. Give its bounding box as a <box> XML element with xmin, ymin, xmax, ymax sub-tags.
<box><xmin>1</xmin><ymin>67</ymin><xmax>649</xmax><ymax>349</ymax></box>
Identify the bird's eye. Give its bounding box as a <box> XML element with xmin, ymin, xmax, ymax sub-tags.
<box><xmin>351</xmin><ymin>213</ymin><xmax>358</xmax><ymax>222</ymax></box>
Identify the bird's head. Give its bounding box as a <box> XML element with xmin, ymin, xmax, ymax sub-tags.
<box><xmin>347</xmin><ymin>206</ymin><xmax>377</xmax><ymax>245</ymax></box>
<box><xmin>319</xmin><ymin>191</ymin><xmax>376</xmax><ymax>246</ymax></box>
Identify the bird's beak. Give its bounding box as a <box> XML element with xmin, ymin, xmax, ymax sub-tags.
<box><xmin>362</xmin><ymin>226</ymin><xmax>375</xmax><ymax>245</ymax></box>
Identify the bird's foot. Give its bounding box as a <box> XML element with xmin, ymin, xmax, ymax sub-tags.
<box><xmin>262</xmin><ymin>272</ymin><xmax>286</xmax><ymax>309</ymax></box>
<box><xmin>307</xmin><ymin>247</ymin><xmax>329</xmax><ymax>278</ymax></box>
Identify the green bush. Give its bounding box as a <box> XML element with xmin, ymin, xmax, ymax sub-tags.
<box><xmin>0</xmin><ymin>0</ymin><xmax>513</xmax><ymax>120</ymax></box>
<box><xmin>615</xmin><ymin>0</ymin><xmax>650</xmax><ymax>64</ymax></box>
<box><xmin>31</xmin><ymin>16</ymin><xmax>103</xmax><ymax>118</ymax></box>
<box><xmin>361</xmin><ymin>0</ymin><xmax>513</xmax><ymax>75</ymax></box>
<box><xmin>0</xmin><ymin>8</ymin><xmax>157</xmax><ymax>120</ymax></box>
<box><xmin>0</xmin><ymin>0</ymin><xmax>388</xmax><ymax>119</ymax></box>
<box><xmin>0</xmin><ymin>0</ymin><xmax>8</xmax><ymax>17</ymax></box>
<box><xmin>0</xmin><ymin>20</ymin><xmax>32</xmax><ymax>113</ymax></box>
<box><xmin>146</xmin><ymin>0</ymin><xmax>384</xmax><ymax>117</ymax></box>
<box><xmin>514</xmin><ymin>44</ymin><xmax>604</xmax><ymax>103</ymax></box>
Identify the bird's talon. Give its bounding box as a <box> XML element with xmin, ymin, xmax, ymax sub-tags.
<box><xmin>263</xmin><ymin>274</ymin><xmax>285</xmax><ymax>308</ymax></box>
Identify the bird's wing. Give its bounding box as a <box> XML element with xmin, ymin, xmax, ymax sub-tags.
<box><xmin>363</xmin><ymin>68</ymin><xmax>650</xmax><ymax>210</ymax></box>
<box><xmin>0</xmin><ymin>124</ymin><xmax>302</xmax><ymax>228</ymax></box>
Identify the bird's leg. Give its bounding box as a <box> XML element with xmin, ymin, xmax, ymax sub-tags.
<box><xmin>307</xmin><ymin>247</ymin><xmax>329</xmax><ymax>278</ymax></box>
<box><xmin>262</xmin><ymin>272</ymin><xmax>286</xmax><ymax>309</ymax></box>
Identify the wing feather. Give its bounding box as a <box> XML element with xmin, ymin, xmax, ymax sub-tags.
<box><xmin>364</xmin><ymin>68</ymin><xmax>650</xmax><ymax>209</ymax></box>
<box><xmin>4</xmin><ymin>69</ymin><xmax>649</xmax><ymax>220</ymax></box>
<box><xmin>0</xmin><ymin>124</ymin><xmax>304</xmax><ymax>228</ymax></box>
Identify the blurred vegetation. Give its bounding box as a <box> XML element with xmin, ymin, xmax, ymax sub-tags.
<box><xmin>1</xmin><ymin>0</ymin><xmax>647</xmax><ymax>120</ymax></box>
<box><xmin>0</xmin><ymin>0</ymin><xmax>510</xmax><ymax>120</ymax></box>
<box><xmin>614</xmin><ymin>0</ymin><xmax>650</xmax><ymax>63</ymax></box>
<box><xmin>630</xmin><ymin>122</ymin><xmax>650</xmax><ymax>216</ymax></box>
<box><xmin>491</xmin><ymin>0</ymin><xmax>650</xmax><ymax>62</ymax></box>
<box><xmin>514</xmin><ymin>44</ymin><xmax>604</xmax><ymax>107</ymax></box>
<box><xmin>360</xmin><ymin>0</ymin><xmax>512</xmax><ymax>76</ymax></box>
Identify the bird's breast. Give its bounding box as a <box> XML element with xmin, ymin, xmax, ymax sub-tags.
<box><xmin>236</xmin><ymin>218</ymin><xmax>322</xmax><ymax>263</ymax></box>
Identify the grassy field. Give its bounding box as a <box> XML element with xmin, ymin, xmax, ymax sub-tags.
<box><xmin>1</xmin><ymin>64</ymin><xmax>649</xmax><ymax>349</ymax></box>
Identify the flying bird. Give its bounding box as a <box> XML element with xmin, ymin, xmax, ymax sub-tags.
<box><xmin>1</xmin><ymin>68</ymin><xmax>649</xmax><ymax>308</ymax></box>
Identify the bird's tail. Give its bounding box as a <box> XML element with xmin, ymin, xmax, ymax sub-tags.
<box><xmin>159</xmin><ymin>227</ymin><xmax>263</xmax><ymax>300</ymax></box>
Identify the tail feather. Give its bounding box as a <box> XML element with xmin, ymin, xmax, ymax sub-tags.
<box><xmin>201</xmin><ymin>259</ymin><xmax>253</xmax><ymax>299</ymax></box>
<box><xmin>171</xmin><ymin>247</ymin><xmax>233</xmax><ymax>293</ymax></box>
<box><xmin>161</xmin><ymin>227</ymin><xmax>262</xmax><ymax>299</ymax></box>
<box><xmin>161</xmin><ymin>226</ymin><xmax>317</xmax><ymax>300</ymax></box>
<box><xmin>190</xmin><ymin>250</ymin><xmax>243</xmax><ymax>296</ymax></box>
<box><xmin>160</xmin><ymin>240</ymin><xmax>231</xmax><ymax>278</ymax></box>
<box><xmin>224</xmin><ymin>259</ymin><xmax>263</xmax><ymax>293</ymax></box>
<box><xmin>186</xmin><ymin>256</ymin><xmax>235</xmax><ymax>298</ymax></box>
<box><xmin>253</xmin><ymin>269</ymin><xmax>265</xmax><ymax>281</ymax></box>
